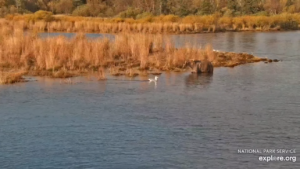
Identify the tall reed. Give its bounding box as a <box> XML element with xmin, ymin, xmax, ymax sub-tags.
<box><xmin>0</xmin><ymin>24</ymin><xmax>264</xmax><ymax>80</ymax></box>
<box><xmin>4</xmin><ymin>13</ymin><xmax>300</xmax><ymax>34</ymax></box>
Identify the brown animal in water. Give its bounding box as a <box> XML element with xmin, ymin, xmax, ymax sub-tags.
<box><xmin>184</xmin><ymin>60</ymin><xmax>214</xmax><ymax>74</ymax></box>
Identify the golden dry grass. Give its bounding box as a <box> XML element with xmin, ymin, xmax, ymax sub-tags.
<box><xmin>0</xmin><ymin>24</ymin><xmax>267</xmax><ymax>84</ymax></box>
<box><xmin>0</xmin><ymin>71</ymin><xmax>26</xmax><ymax>84</ymax></box>
<box><xmin>3</xmin><ymin>13</ymin><xmax>300</xmax><ymax>34</ymax></box>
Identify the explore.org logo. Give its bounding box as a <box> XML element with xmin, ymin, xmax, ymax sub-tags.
<box><xmin>259</xmin><ymin>155</ymin><xmax>297</xmax><ymax>163</ymax></box>
<box><xmin>237</xmin><ymin>149</ymin><xmax>297</xmax><ymax>163</ymax></box>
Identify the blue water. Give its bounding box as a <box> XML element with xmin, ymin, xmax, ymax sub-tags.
<box><xmin>1</xmin><ymin>31</ymin><xmax>299</xmax><ymax>169</ymax></box>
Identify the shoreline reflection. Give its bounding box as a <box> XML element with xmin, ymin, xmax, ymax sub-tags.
<box><xmin>185</xmin><ymin>73</ymin><xmax>213</xmax><ymax>88</ymax></box>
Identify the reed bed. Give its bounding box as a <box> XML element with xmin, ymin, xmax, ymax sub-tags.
<box><xmin>4</xmin><ymin>12</ymin><xmax>300</xmax><ymax>34</ymax></box>
<box><xmin>0</xmin><ymin>24</ymin><xmax>266</xmax><ymax>84</ymax></box>
<box><xmin>0</xmin><ymin>71</ymin><xmax>26</xmax><ymax>84</ymax></box>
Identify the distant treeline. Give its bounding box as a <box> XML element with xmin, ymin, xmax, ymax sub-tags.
<box><xmin>1</xmin><ymin>0</ymin><xmax>300</xmax><ymax>18</ymax></box>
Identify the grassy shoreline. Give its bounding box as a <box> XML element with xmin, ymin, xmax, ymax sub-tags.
<box><xmin>0</xmin><ymin>23</ymin><xmax>278</xmax><ymax>84</ymax></box>
<box><xmin>2</xmin><ymin>12</ymin><xmax>300</xmax><ymax>34</ymax></box>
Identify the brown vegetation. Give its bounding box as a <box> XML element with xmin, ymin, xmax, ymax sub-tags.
<box><xmin>2</xmin><ymin>0</ymin><xmax>300</xmax><ymax>18</ymax></box>
<box><xmin>2</xmin><ymin>12</ymin><xmax>300</xmax><ymax>34</ymax></box>
<box><xmin>0</xmin><ymin>24</ymin><xmax>269</xmax><ymax>84</ymax></box>
<box><xmin>0</xmin><ymin>71</ymin><xmax>26</xmax><ymax>84</ymax></box>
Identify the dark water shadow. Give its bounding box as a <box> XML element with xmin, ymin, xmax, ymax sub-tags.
<box><xmin>185</xmin><ymin>73</ymin><xmax>213</xmax><ymax>89</ymax></box>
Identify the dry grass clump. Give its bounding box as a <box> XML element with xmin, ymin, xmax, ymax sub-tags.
<box><xmin>6</xmin><ymin>10</ymin><xmax>55</xmax><ymax>22</ymax></box>
<box><xmin>125</xmin><ymin>69</ymin><xmax>139</xmax><ymax>77</ymax></box>
<box><xmin>4</xmin><ymin>13</ymin><xmax>300</xmax><ymax>34</ymax></box>
<box><xmin>109</xmin><ymin>66</ymin><xmax>123</xmax><ymax>76</ymax></box>
<box><xmin>0</xmin><ymin>71</ymin><xmax>26</xmax><ymax>84</ymax></box>
<box><xmin>0</xmin><ymin>24</ymin><xmax>266</xmax><ymax>84</ymax></box>
<box><xmin>51</xmin><ymin>70</ymin><xmax>75</xmax><ymax>78</ymax></box>
<box><xmin>212</xmin><ymin>52</ymin><xmax>263</xmax><ymax>67</ymax></box>
<box><xmin>97</xmin><ymin>67</ymin><xmax>106</xmax><ymax>80</ymax></box>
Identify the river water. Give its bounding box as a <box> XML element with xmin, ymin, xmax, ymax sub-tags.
<box><xmin>0</xmin><ymin>31</ymin><xmax>299</xmax><ymax>169</ymax></box>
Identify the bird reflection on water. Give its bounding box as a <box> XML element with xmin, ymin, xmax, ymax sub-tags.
<box><xmin>185</xmin><ymin>73</ymin><xmax>213</xmax><ymax>88</ymax></box>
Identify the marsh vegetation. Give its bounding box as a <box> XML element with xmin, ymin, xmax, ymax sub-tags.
<box><xmin>3</xmin><ymin>12</ymin><xmax>300</xmax><ymax>34</ymax></box>
<box><xmin>0</xmin><ymin>22</ymin><xmax>270</xmax><ymax>84</ymax></box>
<box><xmin>1</xmin><ymin>0</ymin><xmax>300</xmax><ymax>34</ymax></box>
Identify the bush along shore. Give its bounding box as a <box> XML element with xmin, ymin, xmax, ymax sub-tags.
<box><xmin>0</xmin><ymin>26</ymin><xmax>279</xmax><ymax>84</ymax></box>
<box><xmin>2</xmin><ymin>11</ymin><xmax>300</xmax><ymax>34</ymax></box>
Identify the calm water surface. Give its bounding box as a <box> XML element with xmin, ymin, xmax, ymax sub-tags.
<box><xmin>1</xmin><ymin>32</ymin><xmax>300</xmax><ymax>169</ymax></box>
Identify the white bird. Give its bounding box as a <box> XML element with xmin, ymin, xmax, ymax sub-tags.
<box><xmin>148</xmin><ymin>76</ymin><xmax>158</xmax><ymax>82</ymax></box>
<box><xmin>60</xmin><ymin>78</ymin><xmax>73</xmax><ymax>84</ymax></box>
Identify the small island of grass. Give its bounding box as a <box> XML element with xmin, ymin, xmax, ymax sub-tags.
<box><xmin>0</xmin><ymin>25</ymin><xmax>274</xmax><ymax>84</ymax></box>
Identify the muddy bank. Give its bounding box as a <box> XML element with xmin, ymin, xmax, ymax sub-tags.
<box><xmin>212</xmin><ymin>51</ymin><xmax>278</xmax><ymax>68</ymax></box>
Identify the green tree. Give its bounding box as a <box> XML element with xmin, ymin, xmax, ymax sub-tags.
<box><xmin>0</xmin><ymin>0</ymin><xmax>5</xmax><ymax>7</ymax></box>
<box><xmin>24</xmin><ymin>0</ymin><xmax>40</xmax><ymax>12</ymax></box>
<box><xmin>286</xmin><ymin>0</ymin><xmax>294</xmax><ymax>7</ymax></box>
<box><xmin>37</xmin><ymin>0</ymin><xmax>51</xmax><ymax>11</ymax></box>
<box><xmin>73</xmin><ymin>0</ymin><xmax>84</xmax><ymax>8</ymax></box>
<box><xmin>166</xmin><ymin>0</ymin><xmax>193</xmax><ymax>16</ymax></box>
<box><xmin>241</xmin><ymin>0</ymin><xmax>261</xmax><ymax>14</ymax></box>
<box><xmin>15</xmin><ymin>0</ymin><xmax>25</xmax><ymax>13</ymax></box>
<box><xmin>263</xmin><ymin>0</ymin><xmax>280</xmax><ymax>14</ymax></box>
<box><xmin>4</xmin><ymin>0</ymin><xmax>15</xmax><ymax>6</ymax></box>
<box><xmin>158</xmin><ymin>0</ymin><xmax>168</xmax><ymax>14</ymax></box>
<box><xmin>227</xmin><ymin>0</ymin><xmax>239</xmax><ymax>11</ymax></box>
<box><xmin>55</xmin><ymin>0</ymin><xmax>74</xmax><ymax>14</ymax></box>
<box><xmin>200</xmin><ymin>0</ymin><xmax>213</xmax><ymax>15</ymax></box>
